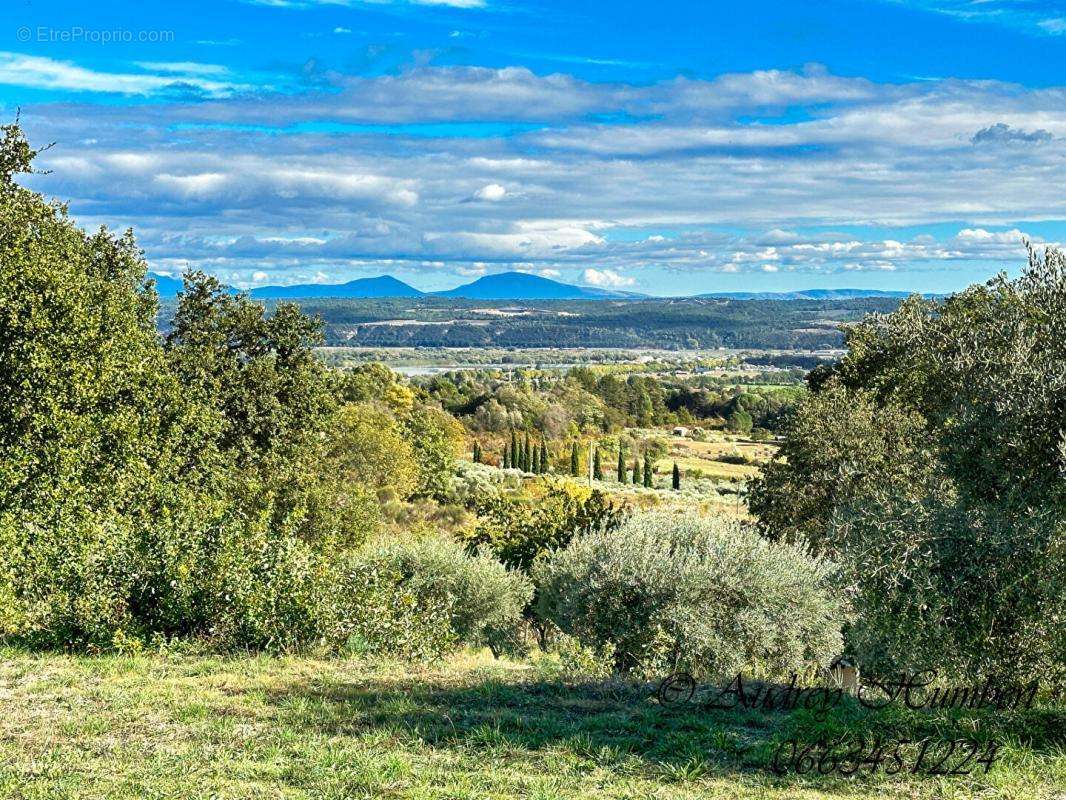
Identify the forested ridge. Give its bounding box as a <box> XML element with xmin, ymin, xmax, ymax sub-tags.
<box><xmin>158</xmin><ymin>295</ymin><xmax>903</xmax><ymax>350</ymax></box>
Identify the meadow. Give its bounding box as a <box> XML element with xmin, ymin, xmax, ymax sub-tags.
<box><xmin>1</xmin><ymin>649</ymin><xmax>1062</xmax><ymax>800</ymax></box>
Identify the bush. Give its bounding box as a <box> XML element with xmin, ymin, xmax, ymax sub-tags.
<box><xmin>834</xmin><ymin>491</ymin><xmax>1065</xmax><ymax>684</ymax></box>
<box><xmin>331</xmin><ymin>536</ymin><xmax>533</xmax><ymax>658</ymax></box>
<box><xmin>534</xmin><ymin>512</ymin><xmax>844</xmax><ymax>679</ymax></box>
<box><xmin>715</xmin><ymin>451</ymin><xmax>752</xmax><ymax>465</ymax></box>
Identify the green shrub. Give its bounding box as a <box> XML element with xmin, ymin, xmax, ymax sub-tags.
<box><xmin>715</xmin><ymin>452</ymin><xmax>751</xmax><ymax>465</ymax></box>
<box><xmin>534</xmin><ymin>511</ymin><xmax>844</xmax><ymax>679</ymax></box>
<box><xmin>834</xmin><ymin>492</ymin><xmax>1066</xmax><ymax>684</ymax></box>
<box><xmin>331</xmin><ymin>536</ymin><xmax>533</xmax><ymax>658</ymax></box>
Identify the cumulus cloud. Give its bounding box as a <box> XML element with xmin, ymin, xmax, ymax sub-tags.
<box><xmin>582</xmin><ymin>268</ymin><xmax>635</xmax><ymax>288</ymax></box>
<box><xmin>473</xmin><ymin>183</ymin><xmax>507</xmax><ymax>201</ymax></box>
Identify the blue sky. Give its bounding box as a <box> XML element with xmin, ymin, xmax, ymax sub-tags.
<box><xmin>2</xmin><ymin>0</ymin><xmax>1064</xmax><ymax>295</ymax></box>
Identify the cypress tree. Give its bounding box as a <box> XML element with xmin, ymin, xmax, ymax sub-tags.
<box><xmin>503</xmin><ymin>442</ymin><xmax>510</xmax><ymax>469</ymax></box>
<box><xmin>632</xmin><ymin>457</ymin><xmax>640</xmax><ymax>484</ymax></box>
<box><xmin>643</xmin><ymin>455</ymin><xmax>653</xmax><ymax>487</ymax></box>
<box><xmin>524</xmin><ymin>433</ymin><xmax>532</xmax><ymax>472</ymax></box>
<box><xmin>593</xmin><ymin>447</ymin><xmax>602</xmax><ymax>481</ymax></box>
<box><xmin>510</xmin><ymin>430</ymin><xmax>518</xmax><ymax>469</ymax></box>
<box><xmin>539</xmin><ymin>441</ymin><xmax>549</xmax><ymax>473</ymax></box>
<box><xmin>472</xmin><ymin>440</ymin><xmax>481</xmax><ymax>464</ymax></box>
<box><xmin>672</xmin><ymin>462</ymin><xmax>681</xmax><ymax>490</ymax></box>
<box><xmin>570</xmin><ymin>442</ymin><xmax>580</xmax><ymax>476</ymax></box>
<box><xmin>617</xmin><ymin>446</ymin><xmax>626</xmax><ymax>482</ymax></box>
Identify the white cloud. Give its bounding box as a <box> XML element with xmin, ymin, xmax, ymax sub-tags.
<box><xmin>473</xmin><ymin>183</ymin><xmax>507</xmax><ymax>201</ymax></box>
<box><xmin>582</xmin><ymin>268</ymin><xmax>635</xmax><ymax>288</ymax></box>
<box><xmin>154</xmin><ymin>172</ymin><xmax>229</xmax><ymax>197</ymax></box>
<box><xmin>955</xmin><ymin>228</ymin><xmax>1028</xmax><ymax>245</ymax></box>
<box><xmin>425</xmin><ymin>225</ymin><xmax>603</xmax><ymax>257</ymax></box>
<box><xmin>333</xmin><ymin>27</ymin><xmax>352</xmax><ymax>34</ymax></box>
<box><xmin>252</xmin><ymin>270</ymin><xmax>270</xmax><ymax>281</ymax></box>
<box><xmin>18</xmin><ymin>60</ymin><xmax>1066</xmax><ymax>289</ymax></box>
<box><xmin>888</xmin><ymin>1</ymin><xmax>1066</xmax><ymax>36</ymax></box>
<box><xmin>0</xmin><ymin>52</ymin><xmax>250</xmax><ymax>96</ymax></box>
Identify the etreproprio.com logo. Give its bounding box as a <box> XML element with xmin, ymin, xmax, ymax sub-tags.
<box><xmin>17</xmin><ymin>26</ymin><xmax>175</xmax><ymax>44</ymax></box>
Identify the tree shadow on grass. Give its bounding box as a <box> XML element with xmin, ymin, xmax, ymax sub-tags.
<box><xmin>263</xmin><ymin>667</ymin><xmax>1066</xmax><ymax>794</ymax></box>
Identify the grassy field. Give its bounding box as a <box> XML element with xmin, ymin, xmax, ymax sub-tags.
<box><xmin>1</xmin><ymin>648</ymin><xmax>1062</xmax><ymax>799</ymax></box>
<box><xmin>665</xmin><ymin>433</ymin><xmax>777</xmax><ymax>482</ymax></box>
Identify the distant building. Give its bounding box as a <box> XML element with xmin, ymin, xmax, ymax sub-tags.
<box><xmin>672</xmin><ymin>426</ymin><xmax>689</xmax><ymax>437</ymax></box>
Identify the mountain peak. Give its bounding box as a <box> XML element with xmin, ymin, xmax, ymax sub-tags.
<box><xmin>433</xmin><ymin>271</ymin><xmax>637</xmax><ymax>299</ymax></box>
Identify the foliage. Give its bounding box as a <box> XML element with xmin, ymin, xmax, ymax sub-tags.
<box><xmin>0</xmin><ymin>126</ymin><xmax>391</xmax><ymax>650</ymax></box>
<box><xmin>835</xmin><ymin>491</ymin><xmax>1065</xmax><ymax>683</ymax></box>
<box><xmin>750</xmin><ymin>246</ymin><xmax>1066</xmax><ymax>681</ymax></box>
<box><xmin>337</xmin><ymin>362</ymin><xmax>415</xmax><ymax>413</ymax></box>
<box><xmin>0</xmin><ymin>123</ymin><xmax>228</xmax><ymax>647</ymax></box>
<box><xmin>464</xmin><ymin>480</ymin><xmax>622</xmax><ymax>574</ymax></box>
<box><xmin>404</xmin><ymin>403</ymin><xmax>464</xmax><ymax>501</ymax></box>
<box><xmin>726</xmin><ymin>407</ymin><xmax>753</xmax><ymax>435</ymax></box>
<box><xmin>331</xmin><ymin>536</ymin><xmax>533</xmax><ymax>658</ymax></box>
<box><xmin>328</xmin><ymin>402</ymin><xmax>418</xmax><ymax>498</ymax></box>
<box><xmin>534</xmin><ymin>512</ymin><xmax>844</xmax><ymax>679</ymax></box>
<box><xmin>749</xmin><ymin>385</ymin><xmax>935</xmax><ymax>548</ymax></box>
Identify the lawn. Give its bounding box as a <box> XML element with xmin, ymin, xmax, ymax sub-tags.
<box><xmin>0</xmin><ymin>648</ymin><xmax>1062</xmax><ymax>799</ymax></box>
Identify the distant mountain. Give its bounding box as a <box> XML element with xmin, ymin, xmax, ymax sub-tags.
<box><xmin>249</xmin><ymin>275</ymin><xmax>423</xmax><ymax>299</ymax></box>
<box><xmin>697</xmin><ymin>288</ymin><xmax>916</xmax><ymax>300</ymax></box>
<box><xmin>148</xmin><ymin>272</ymin><xmax>422</xmax><ymax>300</ymax></box>
<box><xmin>150</xmin><ymin>271</ymin><xmax>921</xmax><ymax>303</ymax></box>
<box><xmin>148</xmin><ymin>273</ymin><xmax>185</xmax><ymax>298</ymax></box>
<box><xmin>433</xmin><ymin>271</ymin><xmax>641</xmax><ymax>300</ymax></box>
